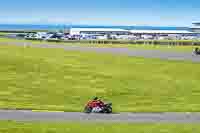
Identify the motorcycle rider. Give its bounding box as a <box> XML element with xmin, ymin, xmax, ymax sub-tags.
<box><xmin>193</xmin><ymin>47</ymin><xmax>199</xmax><ymax>55</ymax></box>
<box><xmin>195</xmin><ymin>47</ymin><xmax>199</xmax><ymax>53</ymax></box>
<box><xmin>86</xmin><ymin>96</ymin><xmax>105</xmax><ymax>112</ymax></box>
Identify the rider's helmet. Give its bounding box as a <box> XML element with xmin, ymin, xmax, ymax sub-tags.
<box><xmin>93</xmin><ymin>96</ymin><xmax>98</xmax><ymax>100</ymax></box>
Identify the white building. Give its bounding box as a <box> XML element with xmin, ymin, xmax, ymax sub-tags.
<box><xmin>70</xmin><ymin>28</ymin><xmax>195</xmax><ymax>35</ymax></box>
<box><xmin>129</xmin><ymin>30</ymin><xmax>193</xmax><ymax>35</ymax></box>
<box><xmin>67</xmin><ymin>23</ymin><xmax>200</xmax><ymax>40</ymax></box>
<box><xmin>70</xmin><ymin>28</ymin><xmax>130</xmax><ymax>35</ymax></box>
<box><xmin>189</xmin><ymin>23</ymin><xmax>200</xmax><ymax>32</ymax></box>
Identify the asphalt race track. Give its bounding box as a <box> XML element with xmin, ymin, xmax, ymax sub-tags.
<box><xmin>0</xmin><ymin>42</ymin><xmax>200</xmax><ymax>123</ymax></box>
<box><xmin>1</xmin><ymin>41</ymin><xmax>200</xmax><ymax>63</ymax></box>
<box><xmin>0</xmin><ymin>110</ymin><xmax>200</xmax><ymax>123</ymax></box>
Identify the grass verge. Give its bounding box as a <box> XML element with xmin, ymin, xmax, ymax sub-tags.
<box><xmin>0</xmin><ymin>121</ymin><xmax>200</xmax><ymax>133</ymax></box>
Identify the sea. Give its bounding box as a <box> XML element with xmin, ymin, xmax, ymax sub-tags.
<box><xmin>0</xmin><ymin>24</ymin><xmax>189</xmax><ymax>31</ymax></box>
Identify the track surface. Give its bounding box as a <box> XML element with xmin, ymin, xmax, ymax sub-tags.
<box><xmin>0</xmin><ymin>42</ymin><xmax>200</xmax><ymax>123</ymax></box>
<box><xmin>0</xmin><ymin>110</ymin><xmax>200</xmax><ymax>123</ymax></box>
<box><xmin>1</xmin><ymin>41</ymin><xmax>200</xmax><ymax>62</ymax></box>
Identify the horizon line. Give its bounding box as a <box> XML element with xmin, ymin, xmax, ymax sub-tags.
<box><xmin>0</xmin><ymin>23</ymin><xmax>190</xmax><ymax>28</ymax></box>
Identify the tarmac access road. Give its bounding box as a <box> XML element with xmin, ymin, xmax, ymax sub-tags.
<box><xmin>0</xmin><ymin>110</ymin><xmax>200</xmax><ymax>123</ymax></box>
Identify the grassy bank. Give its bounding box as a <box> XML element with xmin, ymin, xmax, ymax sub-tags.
<box><xmin>0</xmin><ymin>121</ymin><xmax>199</xmax><ymax>133</ymax></box>
<box><xmin>0</xmin><ymin>45</ymin><xmax>200</xmax><ymax>112</ymax></box>
<box><xmin>0</xmin><ymin>37</ymin><xmax>200</xmax><ymax>52</ymax></box>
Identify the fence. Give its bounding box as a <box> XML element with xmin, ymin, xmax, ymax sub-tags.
<box><xmin>44</xmin><ymin>39</ymin><xmax>200</xmax><ymax>46</ymax></box>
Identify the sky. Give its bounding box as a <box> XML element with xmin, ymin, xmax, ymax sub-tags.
<box><xmin>0</xmin><ymin>0</ymin><xmax>200</xmax><ymax>26</ymax></box>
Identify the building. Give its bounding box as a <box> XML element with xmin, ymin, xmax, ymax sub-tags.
<box><xmin>129</xmin><ymin>30</ymin><xmax>193</xmax><ymax>35</ymax></box>
<box><xmin>70</xmin><ymin>28</ymin><xmax>130</xmax><ymax>35</ymax></box>
<box><xmin>70</xmin><ymin>28</ymin><xmax>195</xmax><ymax>35</ymax></box>
<box><xmin>129</xmin><ymin>30</ymin><xmax>194</xmax><ymax>38</ymax></box>
<box><xmin>189</xmin><ymin>23</ymin><xmax>200</xmax><ymax>32</ymax></box>
<box><xmin>68</xmin><ymin>23</ymin><xmax>200</xmax><ymax>40</ymax></box>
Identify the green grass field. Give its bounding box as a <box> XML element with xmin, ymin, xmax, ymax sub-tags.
<box><xmin>0</xmin><ymin>44</ymin><xmax>200</xmax><ymax>112</ymax></box>
<box><xmin>0</xmin><ymin>121</ymin><xmax>199</xmax><ymax>133</ymax></box>
<box><xmin>0</xmin><ymin>37</ymin><xmax>200</xmax><ymax>52</ymax></box>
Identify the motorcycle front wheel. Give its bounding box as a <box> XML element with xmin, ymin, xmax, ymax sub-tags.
<box><xmin>84</xmin><ymin>106</ymin><xmax>92</xmax><ymax>113</ymax></box>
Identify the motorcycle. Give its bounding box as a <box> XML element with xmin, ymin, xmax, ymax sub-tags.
<box><xmin>192</xmin><ymin>48</ymin><xmax>200</xmax><ymax>56</ymax></box>
<box><xmin>101</xmin><ymin>102</ymin><xmax>112</xmax><ymax>113</ymax></box>
<box><xmin>84</xmin><ymin>102</ymin><xmax>112</xmax><ymax>114</ymax></box>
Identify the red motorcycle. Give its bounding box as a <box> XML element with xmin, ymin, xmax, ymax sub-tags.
<box><xmin>84</xmin><ymin>102</ymin><xmax>112</xmax><ymax>114</ymax></box>
<box><xmin>193</xmin><ymin>48</ymin><xmax>200</xmax><ymax>55</ymax></box>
